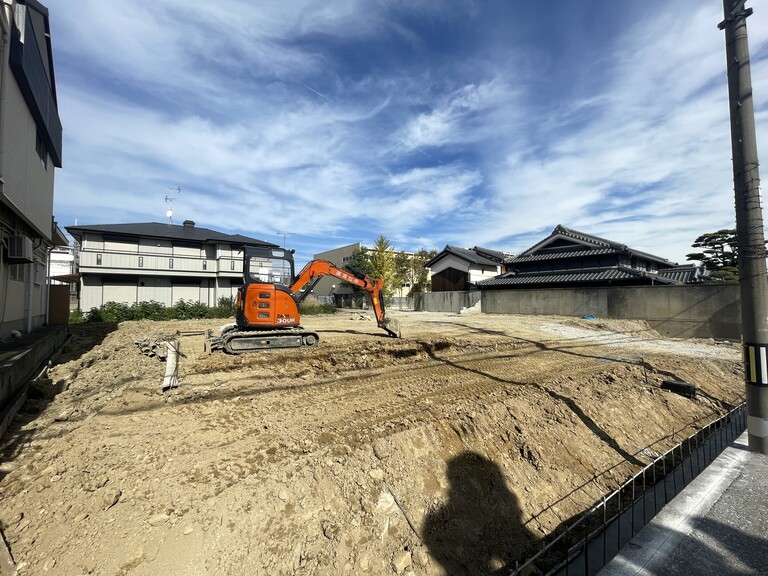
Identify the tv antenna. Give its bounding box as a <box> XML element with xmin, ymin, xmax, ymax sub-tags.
<box><xmin>276</xmin><ymin>232</ymin><xmax>293</xmax><ymax>248</ymax></box>
<box><xmin>165</xmin><ymin>186</ymin><xmax>181</xmax><ymax>223</ymax></box>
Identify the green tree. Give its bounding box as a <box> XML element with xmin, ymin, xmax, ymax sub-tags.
<box><xmin>344</xmin><ymin>247</ymin><xmax>374</xmax><ymax>279</ymax></box>
<box><xmin>686</xmin><ymin>228</ymin><xmax>739</xmax><ymax>283</ymax></box>
<box><xmin>368</xmin><ymin>235</ymin><xmax>398</xmax><ymax>300</ymax></box>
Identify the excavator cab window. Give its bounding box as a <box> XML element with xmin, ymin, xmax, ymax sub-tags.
<box><xmin>247</xmin><ymin>249</ymin><xmax>294</xmax><ymax>287</ymax></box>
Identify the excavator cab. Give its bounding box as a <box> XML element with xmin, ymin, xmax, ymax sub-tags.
<box><xmin>243</xmin><ymin>246</ymin><xmax>295</xmax><ymax>287</ymax></box>
<box><xmin>236</xmin><ymin>246</ymin><xmax>302</xmax><ymax>331</ymax></box>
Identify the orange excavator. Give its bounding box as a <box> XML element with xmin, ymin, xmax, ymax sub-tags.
<box><xmin>205</xmin><ymin>245</ymin><xmax>401</xmax><ymax>354</ymax></box>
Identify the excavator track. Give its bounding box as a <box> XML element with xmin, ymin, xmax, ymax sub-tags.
<box><xmin>205</xmin><ymin>327</ymin><xmax>319</xmax><ymax>354</ymax></box>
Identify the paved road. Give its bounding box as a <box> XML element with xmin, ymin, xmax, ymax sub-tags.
<box><xmin>601</xmin><ymin>432</ymin><xmax>768</xmax><ymax>576</ymax></box>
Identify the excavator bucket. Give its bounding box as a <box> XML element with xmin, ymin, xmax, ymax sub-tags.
<box><xmin>380</xmin><ymin>317</ymin><xmax>401</xmax><ymax>338</ymax></box>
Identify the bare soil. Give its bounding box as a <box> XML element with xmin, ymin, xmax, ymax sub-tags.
<box><xmin>0</xmin><ymin>311</ymin><xmax>744</xmax><ymax>576</ymax></box>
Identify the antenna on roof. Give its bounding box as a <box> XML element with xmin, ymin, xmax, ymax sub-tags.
<box><xmin>165</xmin><ymin>186</ymin><xmax>181</xmax><ymax>224</ymax></box>
<box><xmin>276</xmin><ymin>232</ymin><xmax>293</xmax><ymax>248</ymax></box>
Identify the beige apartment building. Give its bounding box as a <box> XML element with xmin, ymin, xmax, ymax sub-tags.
<box><xmin>0</xmin><ymin>0</ymin><xmax>67</xmax><ymax>339</ymax></box>
<box><xmin>66</xmin><ymin>221</ymin><xmax>277</xmax><ymax>311</ymax></box>
<box><xmin>311</xmin><ymin>242</ymin><xmax>362</xmax><ymax>304</ymax></box>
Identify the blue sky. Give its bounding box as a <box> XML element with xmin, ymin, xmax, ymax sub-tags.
<box><xmin>46</xmin><ymin>1</ymin><xmax>768</xmax><ymax>267</ymax></box>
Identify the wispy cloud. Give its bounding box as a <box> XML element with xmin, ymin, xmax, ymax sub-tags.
<box><xmin>47</xmin><ymin>0</ymin><xmax>768</xmax><ymax>265</ymax></box>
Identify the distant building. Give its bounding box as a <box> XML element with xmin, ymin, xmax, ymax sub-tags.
<box><xmin>312</xmin><ymin>242</ymin><xmax>420</xmax><ymax>306</ymax></box>
<box><xmin>478</xmin><ymin>225</ymin><xmax>707</xmax><ymax>290</ymax></box>
<box><xmin>0</xmin><ymin>0</ymin><xmax>66</xmax><ymax>338</ymax></box>
<box><xmin>66</xmin><ymin>221</ymin><xmax>277</xmax><ymax>311</ymax></box>
<box><xmin>48</xmin><ymin>245</ymin><xmax>77</xmax><ymax>310</ymax></box>
<box><xmin>311</xmin><ymin>243</ymin><xmax>362</xmax><ymax>304</ymax></box>
<box><xmin>425</xmin><ymin>246</ymin><xmax>510</xmax><ymax>292</ymax></box>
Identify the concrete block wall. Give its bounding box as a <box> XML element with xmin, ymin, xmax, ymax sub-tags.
<box><xmin>465</xmin><ymin>285</ymin><xmax>741</xmax><ymax>340</ymax></box>
<box><xmin>414</xmin><ymin>291</ymin><xmax>481</xmax><ymax>313</ymax></box>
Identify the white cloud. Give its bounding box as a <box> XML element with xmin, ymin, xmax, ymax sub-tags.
<box><xmin>48</xmin><ymin>0</ymin><xmax>768</xmax><ymax>263</ymax></box>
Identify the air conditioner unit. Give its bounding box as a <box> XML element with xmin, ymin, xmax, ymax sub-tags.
<box><xmin>7</xmin><ymin>235</ymin><xmax>34</xmax><ymax>263</ymax></box>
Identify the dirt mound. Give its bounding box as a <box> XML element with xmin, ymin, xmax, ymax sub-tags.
<box><xmin>0</xmin><ymin>312</ymin><xmax>744</xmax><ymax>575</ymax></box>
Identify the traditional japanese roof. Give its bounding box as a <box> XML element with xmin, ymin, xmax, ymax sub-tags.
<box><xmin>471</xmin><ymin>246</ymin><xmax>512</xmax><ymax>264</ymax></box>
<box><xmin>511</xmin><ymin>247</ymin><xmax>617</xmax><ymax>263</ymax></box>
<box><xmin>66</xmin><ymin>222</ymin><xmax>277</xmax><ymax>247</ymax></box>
<box><xmin>476</xmin><ymin>225</ymin><xmax>709</xmax><ymax>289</ymax></box>
<box><xmin>477</xmin><ymin>266</ymin><xmax>680</xmax><ymax>288</ymax></box>
<box><xmin>657</xmin><ymin>265</ymin><xmax>710</xmax><ymax>284</ymax></box>
<box><xmin>514</xmin><ymin>224</ymin><xmax>673</xmax><ymax>267</ymax></box>
<box><xmin>425</xmin><ymin>245</ymin><xmax>502</xmax><ymax>268</ymax></box>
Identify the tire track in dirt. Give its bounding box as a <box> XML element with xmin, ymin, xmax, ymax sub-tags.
<box><xmin>187</xmin><ymin>343</ymin><xmax>620</xmax><ymax>466</ymax></box>
<box><xmin>321</xmin><ymin>350</ymin><xmax>615</xmax><ymax>447</ymax></box>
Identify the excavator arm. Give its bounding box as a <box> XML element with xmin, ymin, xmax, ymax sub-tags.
<box><xmin>291</xmin><ymin>260</ymin><xmax>401</xmax><ymax>338</ymax></box>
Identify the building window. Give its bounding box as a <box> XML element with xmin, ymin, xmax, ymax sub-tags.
<box><xmin>202</xmin><ymin>261</ymin><xmax>207</xmax><ymax>271</ymax></box>
<box><xmin>138</xmin><ymin>256</ymin><xmax>144</xmax><ymax>267</ymax></box>
<box><xmin>96</xmin><ymin>254</ymin><xmax>102</xmax><ymax>265</ymax></box>
<box><xmin>231</xmin><ymin>260</ymin><xmax>235</xmax><ymax>270</ymax></box>
<box><xmin>169</xmin><ymin>258</ymin><xmax>173</xmax><ymax>269</ymax></box>
<box><xmin>9</xmin><ymin>264</ymin><xmax>27</xmax><ymax>282</ymax></box>
<box><xmin>35</xmin><ymin>132</ymin><xmax>47</xmax><ymax>169</ymax></box>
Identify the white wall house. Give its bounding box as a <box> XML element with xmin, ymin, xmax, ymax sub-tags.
<box><xmin>0</xmin><ymin>0</ymin><xmax>66</xmax><ymax>339</ymax></box>
<box><xmin>66</xmin><ymin>221</ymin><xmax>277</xmax><ymax>311</ymax></box>
<box><xmin>425</xmin><ymin>246</ymin><xmax>509</xmax><ymax>292</ymax></box>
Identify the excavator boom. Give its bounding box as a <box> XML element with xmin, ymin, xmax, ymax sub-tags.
<box><xmin>291</xmin><ymin>260</ymin><xmax>400</xmax><ymax>338</ymax></box>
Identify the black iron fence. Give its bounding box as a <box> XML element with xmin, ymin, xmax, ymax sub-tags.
<box><xmin>511</xmin><ymin>404</ymin><xmax>748</xmax><ymax>576</ymax></box>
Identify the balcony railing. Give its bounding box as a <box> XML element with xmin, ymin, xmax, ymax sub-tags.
<box><xmin>79</xmin><ymin>251</ymin><xmax>242</xmax><ymax>275</ymax></box>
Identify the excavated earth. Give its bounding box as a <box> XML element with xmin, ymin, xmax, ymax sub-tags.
<box><xmin>0</xmin><ymin>310</ymin><xmax>744</xmax><ymax>576</ymax></box>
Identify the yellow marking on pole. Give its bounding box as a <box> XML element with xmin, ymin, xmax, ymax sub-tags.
<box><xmin>749</xmin><ymin>346</ymin><xmax>757</xmax><ymax>383</ymax></box>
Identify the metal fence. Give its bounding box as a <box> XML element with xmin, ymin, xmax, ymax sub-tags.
<box><xmin>510</xmin><ymin>404</ymin><xmax>748</xmax><ymax>576</ymax></box>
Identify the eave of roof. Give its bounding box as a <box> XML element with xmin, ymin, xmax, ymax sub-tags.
<box><xmin>477</xmin><ymin>266</ymin><xmax>679</xmax><ymax>288</ymax></box>
<box><xmin>509</xmin><ymin>247</ymin><xmax>618</xmax><ymax>263</ymax></box>
<box><xmin>65</xmin><ymin>222</ymin><xmax>277</xmax><ymax>247</ymax></box>
<box><xmin>425</xmin><ymin>245</ymin><xmax>500</xmax><ymax>268</ymax></box>
<box><xmin>518</xmin><ymin>225</ymin><xmax>675</xmax><ymax>266</ymax></box>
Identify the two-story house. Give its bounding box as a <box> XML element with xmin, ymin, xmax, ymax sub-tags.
<box><xmin>66</xmin><ymin>221</ymin><xmax>277</xmax><ymax>311</ymax></box>
<box><xmin>0</xmin><ymin>0</ymin><xmax>66</xmax><ymax>338</ymax></box>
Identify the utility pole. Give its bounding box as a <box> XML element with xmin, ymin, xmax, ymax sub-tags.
<box><xmin>719</xmin><ymin>0</ymin><xmax>768</xmax><ymax>454</ymax></box>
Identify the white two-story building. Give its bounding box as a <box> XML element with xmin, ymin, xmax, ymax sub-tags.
<box><xmin>66</xmin><ymin>221</ymin><xmax>277</xmax><ymax>311</ymax></box>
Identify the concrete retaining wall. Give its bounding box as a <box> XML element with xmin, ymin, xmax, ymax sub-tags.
<box><xmin>417</xmin><ymin>285</ymin><xmax>741</xmax><ymax>340</ymax></box>
<box><xmin>414</xmin><ymin>291</ymin><xmax>481</xmax><ymax>313</ymax></box>
<box><xmin>0</xmin><ymin>328</ymin><xmax>69</xmax><ymax>439</ymax></box>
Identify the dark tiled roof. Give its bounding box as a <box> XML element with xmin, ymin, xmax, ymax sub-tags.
<box><xmin>66</xmin><ymin>222</ymin><xmax>277</xmax><ymax>247</ymax></box>
<box><xmin>471</xmin><ymin>246</ymin><xmax>511</xmax><ymax>263</ymax></box>
<box><xmin>657</xmin><ymin>265</ymin><xmax>709</xmax><ymax>284</ymax></box>
<box><xmin>425</xmin><ymin>245</ymin><xmax>501</xmax><ymax>268</ymax></box>
<box><xmin>518</xmin><ymin>225</ymin><xmax>674</xmax><ymax>266</ymax></box>
<box><xmin>511</xmin><ymin>247</ymin><xmax>618</xmax><ymax>263</ymax></box>
<box><xmin>477</xmin><ymin>266</ymin><xmax>679</xmax><ymax>288</ymax></box>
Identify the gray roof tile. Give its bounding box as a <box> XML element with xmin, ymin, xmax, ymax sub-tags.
<box><xmin>66</xmin><ymin>222</ymin><xmax>277</xmax><ymax>247</ymax></box>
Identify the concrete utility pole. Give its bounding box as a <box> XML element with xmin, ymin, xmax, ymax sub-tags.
<box><xmin>719</xmin><ymin>0</ymin><xmax>768</xmax><ymax>454</ymax></box>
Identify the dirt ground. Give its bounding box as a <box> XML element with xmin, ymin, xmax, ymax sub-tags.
<box><xmin>0</xmin><ymin>310</ymin><xmax>744</xmax><ymax>576</ymax></box>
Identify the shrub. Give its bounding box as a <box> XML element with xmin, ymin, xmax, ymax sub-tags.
<box><xmin>216</xmin><ymin>295</ymin><xmax>235</xmax><ymax>314</ymax></box>
<box><xmin>209</xmin><ymin>295</ymin><xmax>236</xmax><ymax>319</ymax></box>
<box><xmin>69</xmin><ymin>309</ymin><xmax>85</xmax><ymax>324</ymax></box>
<box><xmin>85</xmin><ymin>307</ymin><xmax>103</xmax><ymax>323</ymax></box>
<box><xmin>172</xmin><ymin>299</ymin><xmax>210</xmax><ymax>320</ymax></box>
<box><xmin>300</xmin><ymin>297</ymin><xmax>336</xmax><ymax>315</ymax></box>
<box><xmin>133</xmin><ymin>300</ymin><xmax>171</xmax><ymax>321</ymax></box>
